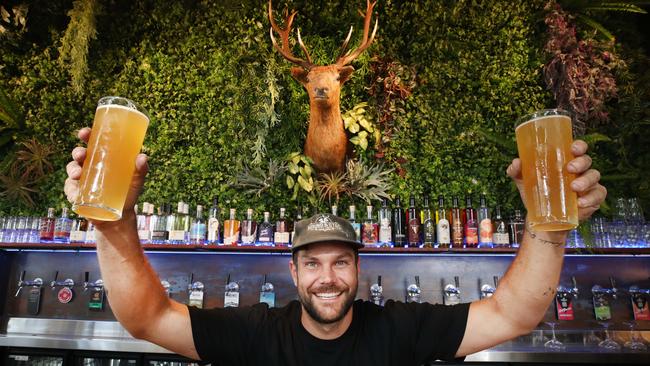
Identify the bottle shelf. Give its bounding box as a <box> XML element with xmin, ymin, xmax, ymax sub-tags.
<box><xmin>1</xmin><ymin>242</ymin><xmax>649</xmax><ymax>255</ymax></box>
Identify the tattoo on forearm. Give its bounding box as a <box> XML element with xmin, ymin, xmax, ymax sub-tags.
<box><xmin>527</xmin><ymin>224</ymin><xmax>565</xmax><ymax>247</ymax></box>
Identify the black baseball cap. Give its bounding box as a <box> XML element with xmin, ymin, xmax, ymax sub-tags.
<box><xmin>291</xmin><ymin>213</ymin><xmax>363</xmax><ymax>252</ymax></box>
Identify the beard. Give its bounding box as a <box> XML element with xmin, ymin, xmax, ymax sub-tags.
<box><xmin>298</xmin><ymin>283</ymin><xmax>357</xmax><ymax>324</ymax></box>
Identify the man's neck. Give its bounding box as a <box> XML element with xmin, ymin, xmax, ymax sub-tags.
<box><xmin>300</xmin><ymin>305</ymin><xmax>353</xmax><ymax>340</ymax></box>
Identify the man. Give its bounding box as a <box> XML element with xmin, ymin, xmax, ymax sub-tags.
<box><xmin>64</xmin><ymin>127</ymin><xmax>606</xmax><ymax>365</ymax></box>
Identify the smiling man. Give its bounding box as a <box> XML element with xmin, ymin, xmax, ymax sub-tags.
<box><xmin>64</xmin><ymin>127</ymin><xmax>606</xmax><ymax>365</ymax></box>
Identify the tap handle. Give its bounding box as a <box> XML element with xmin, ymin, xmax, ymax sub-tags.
<box><xmin>571</xmin><ymin>276</ymin><xmax>579</xmax><ymax>297</ymax></box>
<box><xmin>493</xmin><ymin>276</ymin><xmax>499</xmax><ymax>288</ymax></box>
<box><xmin>377</xmin><ymin>275</ymin><xmax>382</xmax><ymax>287</ymax></box>
<box><xmin>226</xmin><ymin>273</ymin><xmax>231</xmax><ymax>285</ymax></box>
<box><xmin>454</xmin><ymin>276</ymin><xmax>460</xmax><ymax>289</ymax></box>
<box><xmin>609</xmin><ymin>276</ymin><xmax>618</xmax><ymax>298</ymax></box>
<box><xmin>263</xmin><ymin>274</ymin><xmax>267</xmax><ymax>285</ymax></box>
<box><xmin>415</xmin><ymin>276</ymin><xmax>420</xmax><ymax>287</ymax></box>
<box><xmin>54</xmin><ymin>271</ymin><xmax>59</xmax><ymax>282</ymax></box>
<box><xmin>84</xmin><ymin>271</ymin><xmax>89</xmax><ymax>283</ymax></box>
<box><xmin>19</xmin><ymin>270</ymin><xmax>25</xmax><ymax>283</ymax></box>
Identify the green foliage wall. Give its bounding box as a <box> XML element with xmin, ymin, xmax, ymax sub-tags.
<box><xmin>1</xmin><ymin>0</ymin><xmax>648</xmax><ymax>218</ymax></box>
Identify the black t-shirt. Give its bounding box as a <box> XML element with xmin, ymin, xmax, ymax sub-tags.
<box><xmin>188</xmin><ymin>299</ymin><xmax>470</xmax><ymax>366</ymax></box>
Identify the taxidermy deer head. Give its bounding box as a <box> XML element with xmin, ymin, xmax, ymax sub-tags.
<box><xmin>268</xmin><ymin>0</ymin><xmax>378</xmax><ymax>174</ymax></box>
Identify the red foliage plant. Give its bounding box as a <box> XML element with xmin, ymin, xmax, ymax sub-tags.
<box><xmin>543</xmin><ymin>1</ymin><xmax>623</xmax><ymax>134</ymax></box>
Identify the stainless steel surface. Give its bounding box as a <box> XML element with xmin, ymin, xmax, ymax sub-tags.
<box><xmin>2</xmin><ymin>317</ymin><xmax>171</xmax><ymax>353</ymax></box>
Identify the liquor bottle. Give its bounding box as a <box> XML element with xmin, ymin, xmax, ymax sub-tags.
<box><xmin>207</xmin><ymin>198</ymin><xmax>221</xmax><ymax>245</ymax></box>
<box><xmin>464</xmin><ymin>196</ymin><xmax>478</xmax><ymax>248</ymax></box>
<box><xmin>182</xmin><ymin>203</ymin><xmax>191</xmax><ymax>243</ymax></box>
<box><xmin>407</xmin><ymin>196</ymin><xmax>421</xmax><ymax>248</ymax></box>
<box><xmin>69</xmin><ymin>217</ymin><xmax>88</xmax><ymax>243</ymax></box>
<box><xmin>39</xmin><ymin>208</ymin><xmax>56</xmax><ymax>243</ymax></box>
<box><xmin>147</xmin><ymin>204</ymin><xmax>159</xmax><ymax>243</ymax></box>
<box><xmin>53</xmin><ymin>207</ymin><xmax>72</xmax><ymax>243</ymax></box>
<box><xmin>478</xmin><ymin>195</ymin><xmax>493</xmax><ymax>248</ymax></box>
<box><xmin>290</xmin><ymin>207</ymin><xmax>302</xmax><ymax>245</ymax></box>
<box><xmin>362</xmin><ymin>205</ymin><xmax>379</xmax><ymax>246</ymax></box>
<box><xmin>190</xmin><ymin>205</ymin><xmax>207</xmax><ymax>245</ymax></box>
<box><xmin>151</xmin><ymin>205</ymin><xmax>168</xmax><ymax>244</ymax></box>
<box><xmin>348</xmin><ymin>205</ymin><xmax>361</xmax><ymax>241</ymax></box>
<box><xmin>422</xmin><ymin>196</ymin><xmax>435</xmax><ymax>248</ymax></box>
<box><xmin>224</xmin><ymin>274</ymin><xmax>240</xmax><ymax>308</ymax></box>
<box><xmin>223</xmin><ymin>208</ymin><xmax>240</xmax><ymax>246</ymax></box>
<box><xmin>492</xmin><ymin>206</ymin><xmax>510</xmax><ymax>247</ymax></box>
<box><xmin>436</xmin><ymin>196</ymin><xmax>451</xmax><ymax>248</ymax></box>
<box><xmin>331</xmin><ymin>205</ymin><xmax>338</xmax><ymax>216</ymax></box>
<box><xmin>274</xmin><ymin>208</ymin><xmax>291</xmax><ymax>247</ymax></box>
<box><xmin>451</xmin><ymin>197</ymin><xmax>463</xmax><ymax>248</ymax></box>
<box><xmin>85</xmin><ymin>222</ymin><xmax>96</xmax><ymax>244</ymax></box>
<box><xmin>508</xmin><ymin>209</ymin><xmax>525</xmax><ymax>248</ymax></box>
<box><xmin>136</xmin><ymin>204</ymin><xmax>149</xmax><ymax>243</ymax></box>
<box><xmin>239</xmin><ymin>208</ymin><xmax>257</xmax><ymax>246</ymax></box>
<box><xmin>168</xmin><ymin>202</ymin><xmax>185</xmax><ymax>244</ymax></box>
<box><xmin>378</xmin><ymin>198</ymin><xmax>392</xmax><ymax>247</ymax></box>
<box><xmin>392</xmin><ymin>198</ymin><xmax>407</xmax><ymax>247</ymax></box>
<box><xmin>259</xmin><ymin>274</ymin><xmax>275</xmax><ymax>308</ymax></box>
<box><xmin>257</xmin><ymin>211</ymin><xmax>274</xmax><ymax>246</ymax></box>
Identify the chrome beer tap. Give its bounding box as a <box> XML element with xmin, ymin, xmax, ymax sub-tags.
<box><xmin>370</xmin><ymin>275</ymin><xmax>384</xmax><ymax>306</ymax></box>
<box><xmin>558</xmin><ymin>276</ymin><xmax>579</xmax><ymax>298</ymax></box>
<box><xmin>15</xmin><ymin>271</ymin><xmax>43</xmax><ymax>297</ymax></box>
<box><xmin>83</xmin><ymin>271</ymin><xmax>104</xmax><ymax>291</ymax></box>
<box><xmin>592</xmin><ymin>276</ymin><xmax>617</xmax><ymax>299</ymax></box>
<box><xmin>480</xmin><ymin>276</ymin><xmax>498</xmax><ymax>299</ymax></box>
<box><xmin>443</xmin><ymin>276</ymin><xmax>461</xmax><ymax>305</ymax></box>
<box><xmin>50</xmin><ymin>271</ymin><xmax>75</xmax><ymax>289</ymax></box>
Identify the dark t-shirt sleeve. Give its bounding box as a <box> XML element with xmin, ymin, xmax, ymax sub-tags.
<box><xmin>187</xmin><ymin>304</ymin><xmax>269</xmax><ymax>365</ymax></box>
<box><xmin>415</xmin><ymin>302</ymin><xmax>470</xmax><ymax>363</ymax></box>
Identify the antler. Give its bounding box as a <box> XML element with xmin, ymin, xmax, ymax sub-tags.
<box><xmin>268</xmin><ymin>0</ymin><xmax>313</xmax><ymax>70</ymax></box>
<box><xmin>336</xmin><ymin>0</ymin><xmax>378</xmax><ymax>67</ymax></box>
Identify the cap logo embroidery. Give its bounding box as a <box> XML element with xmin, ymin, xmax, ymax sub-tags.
<box><xmin>307</xmin><ymin>215</ymin><xmax>343</xmax><ymax>233</ymax></box>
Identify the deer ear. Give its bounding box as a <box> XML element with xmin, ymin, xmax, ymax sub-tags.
<box><xmin>338</xmin><ymin>66</ymin><xmax>355</xmax><ymax>84</ymax></box>
<box><xmin>291</xmin><ymin>67</ymin><xmax>310</xmax><ymax>84</ymax></box>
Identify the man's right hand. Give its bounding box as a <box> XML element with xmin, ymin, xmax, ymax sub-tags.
<box><xmin>64</xmin><ymin>127</ymin><xmax>150</xmax><ymax>229</ymax></box>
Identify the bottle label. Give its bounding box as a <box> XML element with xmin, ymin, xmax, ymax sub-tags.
<box><xmin>188</xmin><ymin>290</ymin><xmax>204</xmax><ymax>308</ymax></box>
<box><xmin>258</xmin><ymin>228</ymin><xmax>273</xmax><ymax>242</ymax></box>
<box><xmin>593</xmin><ymin>294</ymin><xmax>612</xmax><ymax>321</ymax></box>
<box><xmin>207</xmin><ymin>218</ymin><xmax>220</xmax><ymax>242</ymax></box>
<box><xmin>169</xmin><ymin>230</ymin><xmax>186</xmax><ymax>242</ymax></box>
<box><xmin>632</xmin><ymin>293</ymin><xmax>650</xmax><ymax>321</ymax></box>
<box><xmin>493</xmin><ymin>232</ymin><xmax>509</xmax><ymax>246</ymax></box>
<box><xmin>379</xmin><ymin>219</ymin><xmax>391</xmax><ymax>243</ymax></box>
<box><xmin>555</xmin><ymin>293</ymin><xmax>574</xmax><ymax>320</ymax></box>
<box><xmin>151</xmin><ymin>231</ymin><xmax>168</xmax><ymax>242</ymax></box>
<box><xmin>437</xmin><ymin>219</ymin><xmax>451</xmax><ymax>244</ymax></box>
<box><xmin>137</xmin><ymin>230</ymin><xmax>151</xmax><ymax>241</ymax></box>
<box><xmin>260</xmin><ymin>292</ymin><xmax>275</xmax><ymax>307</ymax></box>
<box><xmin>223</xmin><ymin>234</ymin><xmax>238</xmax><ymax>245</ymax></box>
<box><xmin>465</xmin><ymin>221</ymin><xmax>478</xmax><ymax>245</ymax></box>
<box><xmin>88</xmin><ymin>288</ymin><xmax>105</xmax><ymax>311</ymax></box>
<box><xmin>452</xmin><ymin>221</ymin><xmax>463</xmax><ymax>245</ymax></box>
<box><xmin>362</xmin><ymin>223</ymin><xmax>378</xmax><ymax>244</ymax></box>
<box><xmin>85</xmin><ymin>229</ymin><xmax>96</xmax><ymax>243</ymax></box>
<box><xmin>274</xmin><ymin>232</ymin><xmax>290</xmax><ymax>245</ymax></box>
<box><xmin>479</xmin><ymin>219</ymin><xmax>493</xmax><ymax>243</ymax></box>
<box><xmin>241</xmin><ymin>231</ymin><xmax>256</xmax><ymax>245</ymax></box>
<box><xmin>408</xmin><ymin>219</ymin><xmax>421</xmax><ymax>245</ymax></box>
<box><xmin>352</xmin><ymin>223</ymin><xmax>361</xmax><ymax>241</ymax></box>
<box><xmin>224</xmin><ymin>291</ymin><xmax>240</xmax><ymax>307</ymax></box>
<box><xmin>423</xmin><ymin>219</ymin><xmax>435</xmax><ymax>244</ymax></box>
<box><xmin>70</xmin><ymin>231</ymin><xmax>86</xmax><ymax>243</ymax></box>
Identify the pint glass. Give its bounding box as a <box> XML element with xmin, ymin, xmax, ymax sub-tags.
<box><xmin>73</xmin><ymin>97</ymin><xmax>150</xmax><ymax>221</ymax></box>
<box><xmin>515</xmin><ymin>109</ymin><xmax>578</xmax><ymax>231</ymax></box>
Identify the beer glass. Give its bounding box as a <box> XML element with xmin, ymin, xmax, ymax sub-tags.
<box><xmin>515</xmin><ymin>109</ymin><xmax>578</xmax><ymax>231</ymax></box>
<box><xmin>73</xmin><ymin>96</ymin><xmax>149</xmax><ymax>221</ymax></box>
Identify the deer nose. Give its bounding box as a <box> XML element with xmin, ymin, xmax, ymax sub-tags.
<box><xmin>314</xmin><ymin>87</ymin><xmax>329</xmax><ymax>98</ymax></box>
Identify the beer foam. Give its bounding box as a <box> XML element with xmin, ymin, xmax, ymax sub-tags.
<box><xmin>515</xmin><ymin>114</ymin><xmax>570</xmax><ymax>132</ymax></box>
<box><xmin>96</xmin><ymin>104</ymin><xmax>149</xmax><ymax>121</ymax></box>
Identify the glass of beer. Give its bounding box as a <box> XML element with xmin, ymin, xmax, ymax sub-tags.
<box><xmin>72</xmin><ymin>96</ymin><xmax>150</xmax><ymax>221</ymax></box>
<box><xmin>515</xmin><ymin>109</ymin><xmax>578</xmax><ymax>231</ymax></box>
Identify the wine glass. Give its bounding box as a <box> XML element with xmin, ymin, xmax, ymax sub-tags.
<box><xmin>598</xmin><ymin>322</ymin><xmax>621</xmax><ymax>351</ymax></box>
<box><xmin>623</xmin><ymin>321</ymin><xmax>647</xmax><ymax>351</ymax></box>
<box><xmin>544</xmin><ymin>322</ymin><xmax>565</xmax><ymax>351</ymax></box>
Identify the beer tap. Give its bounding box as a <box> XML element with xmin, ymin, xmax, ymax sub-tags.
<box><xmin>480</xmin><ymin>276</ymin><xmax>498</xmax><ymax>299</ymax></box>
<box><xmin>50</xmin><ymin>271</ymin><xmax>75</xmax><ymax>289</ymax></box>
<box><xmin>161</xmin><ymin>279</ymin><xmax>171</xmax><ymax>296</ymax></box>
<box><xmin>557</xmin><ymin>276</ymin><xmax>579</xmax><ymax>298</ymax></box>
<box><xmin>592</xmin><ymin>276</ymin><xmax>617</xmax><ymax>299</ymax></box>
<box><xmin>443</xmin><ymin>276</ymin><xmax>461</xmax><ymax>305</ymax></box>
<box><xmin>406</xmin><ymin>276</ymin><xmax>422</xmax><ymax>303</ymax></box>
<box><xmin>370</xmin><ymin>275</ymin><xmax>384</xmax><ymax>306</ymax></box>
<box><xmin>188</xmin><ymin>273</ymin><xmax>204</xmax><ymax>293</ymax></box>
<box><xmin>188</xmin><ymin>273</ymin><xmax>205</xmax><ymax>308</ymax></box>
<box><xmin>628</xmin><ymin>286</ymin><xmax>650</xmax><ymax>295</ymax></box>
<box><xmin>15</xmin><ymin>271</ymin><xmax>43</xmax><ymax>297</ymax></box>
<box><xmin>83</xmin><ymin>271</ymin><xmax>104</xmax><ymax>291</ymax></box>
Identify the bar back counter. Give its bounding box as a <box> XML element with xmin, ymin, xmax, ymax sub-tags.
<box><xmin>1</xmin><ymin>244</ymin><xmax>649</xmax><ymax>365</ymax></box>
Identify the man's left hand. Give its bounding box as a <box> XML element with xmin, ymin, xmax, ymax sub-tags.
<box><xmin>507</xmin><ymin>140</ymin><xmax>607</xmax><ymax>221</ymax></box>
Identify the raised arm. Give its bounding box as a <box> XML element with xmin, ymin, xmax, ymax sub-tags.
<box><xmin>455</xmin><ymin>140</ymin><xmax>606</xmax><ymax>357</ymax></box>
<box><xmin>64</xmin><ymin>128</ymin><xmax>199</xmax><ymax>360</ymax></box>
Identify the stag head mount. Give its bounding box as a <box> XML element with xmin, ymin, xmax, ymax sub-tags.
<box><xmin>268</xmin><ymin>0</ymin><xmax>378</xmax><ymax>174</ymax></box>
